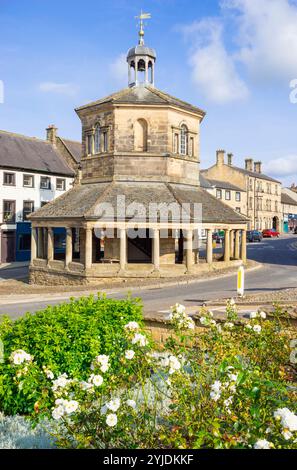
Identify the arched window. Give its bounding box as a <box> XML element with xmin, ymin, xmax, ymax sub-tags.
<box><xmin>94</xmin><ymin>125</ymin><xmax>101</xmax><ymax>154</ymax></box>
<box><xmin>180</xmin><ymin>124</ymin><xmax>188</xmax><ymax>155</ymax></box>
<box><xmin>134</xmin><ymin>119</ymin><xmax>148</xmax><ymax>152</ymax></box>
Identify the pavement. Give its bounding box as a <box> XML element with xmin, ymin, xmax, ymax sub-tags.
<box><xmin>0</xmin><ymin>235</ymin><xmax>296</xmax><ymax>320</ymax></box>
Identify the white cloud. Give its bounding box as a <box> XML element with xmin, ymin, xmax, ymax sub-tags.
<box><xmin>182</xmin><ymin>19</ymin><xmax>249</xmax><ymax>103</ymax></box>
<box><xmin>109</xmin><ymin>53</ymin><xmax>127</xmax><ymax>85</ymax></box>
<box><xmin>39</xmin><ymin>82</ymin><xmax>79</xmax><ymax>96</ymax></box>
<box><xmin>264</xmin><ymin>155</ymin><xmax>297</xmax><ymax>177</ymax></box>
<box><xmin>222</xmin><ymin>0</ymin><xmax>297</xmax><ymax>82</ymax></box>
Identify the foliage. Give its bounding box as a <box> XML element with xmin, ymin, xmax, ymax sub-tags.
<box><xmin>1</xmin><ymin>297</ymin><xmax>297</xmax><ymax>449</ymax></box>
<box><xmin>35</xmin><ymin>302</ymin><xmax>297</xmax><ymax>449</ymax></box>
<box><xmin>0</xmin><ymin>295</ymin><xmax>143</xmax><ymax>416</ymax></box>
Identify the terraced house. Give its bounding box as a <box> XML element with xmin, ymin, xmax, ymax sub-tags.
<box><xmin>0</xmin><ymin>127</ymin><xmax>81</xmax><ymax>263</ymax></box>
<box><xmin>29</xmin><ymin>22</ymin><xmax>248</xmax><ymax>285</ymax></box>
<box><xmin>203</xmin><ymin>152</ymin><xmax>282</xmax><ymax>231</ymax></box>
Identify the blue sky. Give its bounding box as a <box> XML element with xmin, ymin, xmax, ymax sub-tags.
<box><xmin>1</xmin><ymin>0</ymin><xmax>297</xmax><ymax>185</ymax></box>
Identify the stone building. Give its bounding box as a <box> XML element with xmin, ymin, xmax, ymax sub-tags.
<box><xmin>281</xmin><ymin>188</ymin><xmax>297</xmax><ymax>232</ymax></box>
<box><xmin>203</xmin><ymin>151</ymin><xmax>282</xmax><ymax>231</ymax></box>
<box><xmin>200</xmin><ymin>173</ymin><xmax>247</xmax><ymax>216</ymax></box>
<box><xmin>0</xmin><ymin>128</ymin><xmax>81</xmax><ymax>263</ymax></box>
<box><xmin>29</xmin><ymin>22</ymin><xmax>248</xmax><ymax>285</ymax></box>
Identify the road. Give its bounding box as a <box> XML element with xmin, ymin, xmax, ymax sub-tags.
<box><xmin>0</xmin><ymin>235</ymin><xmax>297</xmax><ymax>319</ymax></box>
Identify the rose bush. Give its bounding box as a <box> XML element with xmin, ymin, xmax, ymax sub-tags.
<box><xmin>0</xmin><ymin>295</ymin><xmax>143</xmax><ymax>416</ymax></box>
<box><xmin>1</xmin><ymin>298</ymin><xmax>296</xmax><ymax>449</ymax></box>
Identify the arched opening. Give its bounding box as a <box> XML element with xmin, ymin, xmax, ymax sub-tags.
<box><xmin>148</xmin><ymin>61</ymin><xmax>153</xmax><ymax>84</ymax></box>
<box><xmin>273</xmin><ymin>216</ymin><xmax>280</xmax><ymax>231</ymax></box>
<box><xmin>180</xmin><ymin>124</ymin><xmax>188</xmax><ymax>155</ymax></box>
<box><xmin>137</xmin><ymin>59</ymin><xmax>146</xmax><ymax>84</ymax></box>
<box><xmin>134</xmin><ymin>119</ymin><xmax>148</xmax><ymax>152</ymax></box>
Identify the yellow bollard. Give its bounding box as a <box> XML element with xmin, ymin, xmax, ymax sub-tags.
<box><xmin>237</xmin><ymin>265</ymin><xmax>245</xmax><ymax>297</ymax></box>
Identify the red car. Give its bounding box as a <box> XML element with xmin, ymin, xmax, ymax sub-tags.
<box><xmin>262</xmin><ymin>228</ymin><xmax>280</xmax><ymax>238</ymax></box>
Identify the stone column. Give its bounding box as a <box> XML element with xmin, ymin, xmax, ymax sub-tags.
<box><xmin>185</xmin><ymin>229</ymin><xmax>193</xmax><ymax>271</ymax></box>
<box><xmin>47</xmin><ymin>228</ymin><xmax>54</xmax><ymax>264</ymax></box>
<box><xmin>152</xmin><ymin>228</ymin><xmax>160</xmax><ymax>271</ymax></box>
<box><xmin>31</xmin><ymin>226</ymin><xmax>37</xmax><ymax>263</ymax></box>
<box><xmin>206</xmin><ymin>229</ymin><xmax>213</xmax><ymax>264</ymax></box>
<box><xmin>119</xmin><ymin>228</ymin><xmax>127</xmax><ymax>271</ymax></box>
<box><xmin>65</xmin><ymin>228</ymin><xmax>73</xmax><ymax>268</ymax></box>
<box><xmin>234</xmin><ymin>230</ymin><xmax>240</xmax><ymax>260</ymax></box>
<box><xmin>241</xmin><ymin>229</ymin><xmax>247</xmax><ymax>263</ymax></box>
<box><xmin>230</xmin><ymin>230</ymin><xmax>234</xmax><ymax>259</ymax></box>
<box><xmin>224</xmin><ymin>229</ymin><xmax>230</xmax><ymax>262</ymax></box>
<box><xmin>85</xmin><ymin>228</ymin><xmax>92</xmax><ymax>269</ymax></box>
<box><xmin>37</xmin><ymin>228</ymin><xmax>43</xmax><ymax>259</ymax></box>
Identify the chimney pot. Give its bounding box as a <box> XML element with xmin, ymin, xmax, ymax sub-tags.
<box><xmin>245</xmin><ymin>158</ymin><xmax>253</xmax><ymax>172</ymax></box>
<box><xmin>46</xmin><ymin>125</ymin><xmax>58</xmax><ymax>147</ymax></box>
<box><xmin>216</xmin><ymin>149</ymin><xmax>225</xmax><ymax>166</ymax></box>
<box><xmin>254</xmin><ymin>161</ymin><xmax>262</xmax><ymax>174</ymax></box>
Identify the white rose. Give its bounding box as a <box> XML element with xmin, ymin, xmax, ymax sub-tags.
<box><xmin>250</xmin><ymin>312</ymin><xmax>257</xmax><ymax>319</ymax></box>
<box><xmin>106</xmin><ymin>398</ymin><xmax>121</xmax><ymax>412</ymax></box>
<box><xmin>254</xmin><ymin>439</ymin><xmax>272</xmax><ymax>449</ymax></box>
<box><xmin>106</xmin><ymin>413</ymin><xmax>117</xmax><ymax>427</ymax></box>
<box><xmin>125</xmin><ymin>350</ymin><xmax>135</xmax><ymax>360</ymax></box>
<box><xmin>90</xmin><ymin>374</ymin><xmax>103</xmax><ymax>387</ymax></box>
<box><xmin>124</xmin><ymin>322</ymin><xmax>139</xmax><ymax>331</ymax></box>
<box><xmin>260</xmin><ymin>311</ymin><xmax>267</xmax><ymax>319</ymax></box>
<box><xmin>253</xmin><ymin>325</ymin><xmax>262</xmax><ymax>334</ymax></box>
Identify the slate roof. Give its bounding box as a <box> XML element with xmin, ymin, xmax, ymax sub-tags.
<box><xmin>204</xmin><ymin>178</ymin><xmax>245</xmax><ymax>192</ymax></box>
<box><xmin>30</xmin><ymin>181</ymin><xmax>248</xmax><ymax>225</ymax></box>
<box><xmin>228</xmin><ymin>165</ymin><xmax>280</xmax><ymax>183</ymax></box>
<box><xmin>0</xmin><ymin>130</ymin><xmax>76</xmax><ymax>176</ymax></box>
<box><xmin>281</xmin><ymin>192</ymin><xmax>297</xmax><ymax>206</ymax></box>
<box><xmin>199</xmin><ymin>174</ymin><xmax>213</xmax><ymax>189</ymax></box>
<box><xmin>59</xmin><ymin>138</ymin><xmax>82</xmax><ymax>164</ymax></box>
<box><xmin>75</xmin><ymin>85</ymin><xmax>206</xmax><ymax>117</ymax></box>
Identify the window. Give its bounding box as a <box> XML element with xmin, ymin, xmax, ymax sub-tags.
<box><xmin>3</xmin><ymin>200</ymin><xmax>16</xmax><ymax>223</ymax></box>
<box><xmin>180</xmin><ymin>125</ymin><xmax>187</xmax><ymax>155</ymax></box>
<box><xmin>235</xmin><ymin>192</ymin><xmax>241</xmax><ymax>202</ymax></box>
<box><xmin>87</xmin><ymin>134</ymin><xmax>93</xmax><ymax>156</ymax></box>
<box><xmin>216</xmin><ymin>189</ymin><xmax>222</xmax><ymax>199</ymax></box>
<box><xmin>249</xmin><ymin>197</ymin><xmax>253</xmax><ymax>209</ymax></box>
<box><xmin>40</xmin><ymin>177</ymin><xmax>51</xmax><ymax>190</ymax></box>
<box><xmin>23</xmin><ymin>174</ymin><xmax>34</xmax><ymax>187</ymax></box>
<box><xmin>275</xmin><ymin>185</ymin><xmax>278</xmax><ymax>195</ymax></box>
<box><xmin>275</xmin><ymin>201</ymin><xmax>278</xmax><ymax>212</ymax></box>
<box><xmin>225</xmin><ymin>190</ymin><xmax>231</xmax><ymax>201</ymax></box>
<box><xmin>249</xmin><ymin>178</ymin><xmax>253</xmax><ymax>190</ymax></box>
<box><xmin>56</xmin><ymin>178</ymin><xmax>66</xmax><ymax>191</ymax></box>
<box><xmin>94</xmin><ymin>125</ymin><xmax>101</xmax><ymax>154</ymax></box>
<box><xmin>3</xmin><ymin>172</ymin><xmax>15</xmax><ymax>186</ymax></box>
<box><xmin>23</xmin><ymin>201</ymin><xmax>34</xmax><ymax>220</ymax></box>
<box><xmin>134</xmin><ymin>119</ymin><xmax>147</xmax><ymax>152</ymax></box>
<box><xmin>18</xmin><ymin>234</ymin><xmax>31</xmax><ymax>251</ymax></box>
<box><xmin>103</xmin><ymin>131</ymin><xmax>108</xmax><ymax>152</ymax></box>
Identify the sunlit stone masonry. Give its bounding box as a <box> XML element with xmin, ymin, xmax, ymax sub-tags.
<box><xmin>29</xmin><ymin>17</ymin><xmax>248</xmax><ymax>285</ymax></box>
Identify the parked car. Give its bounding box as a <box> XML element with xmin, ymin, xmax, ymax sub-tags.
<box><xmin>262</xmin><ymin>228</ymin><xmax>280</xmax><ymax>238</ymax></box>
<box><xmin>247</xmin><ymin>230</ymin><xmax>263</xmax><ymax>242</ymax></box>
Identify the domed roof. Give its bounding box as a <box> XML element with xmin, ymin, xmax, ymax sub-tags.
<box><xmin>127</xmin><ymin>44</ymin><xmax>156</xmax><ymax>60</ymax></box>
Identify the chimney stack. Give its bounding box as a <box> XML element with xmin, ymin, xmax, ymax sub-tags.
<box><xmin>216</xmin><ymin>149</ymin><xmax>225</xmax><ymax>166</ymax></box>
<box><xmin>46</xmin><ymin>125</ymin><xmax>58</xmax><ymax>147</ymax></box>
<box><xmin>245</xmin><ymin>158</ymin><xmax>253</xmax><ymax>172</ymax></box>
<box><xmin>227</xmin><ymin>153</ymin><xmax>233</xmax><ymax>166</ymax></box>
<box><xmin>254</xmin><ymin>161</ymin><xmax>262</xmax><ymax>174</ymax></box>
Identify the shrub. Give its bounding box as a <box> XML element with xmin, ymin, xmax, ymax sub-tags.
<box><xmin>0</xmin><ymin>295</ymin><xmax>143</xmax><ymax>416</ymax></box>
<box><xmin>40</xmin><ymin>302</ymin><xmax>297</xmax><ymax>449</ymax></box>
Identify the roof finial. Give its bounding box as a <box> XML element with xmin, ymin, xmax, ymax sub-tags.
<box><xmin>135</xmin><ymin>11</ymin><xmax>151</xmax><ymax>45</ymax></box>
